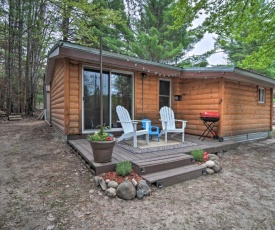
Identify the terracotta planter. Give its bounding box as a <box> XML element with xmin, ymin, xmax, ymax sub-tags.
<box><xmin>89</xmin><ymin>140</ymin><xmax>116</xmax><ymax>163</ymax></box>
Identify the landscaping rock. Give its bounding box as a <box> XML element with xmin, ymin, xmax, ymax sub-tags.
<box><xmin>94</xmin><ymin>176</ymin><xmax>101</xmax><ymax>186</ymax></box>
<box><xmin>47</xmin><ymin>214</ymin><xmax>55</xmax><ymax>222</ymax></box>
<box><xmin>132</xmin><ymin>178</ymin><xmax>138</xmax><ymax>187</ymax></box>
<box><xmin>206</xmin><ymin>168</ymin><xmax>215</xmax><ymax>175</ymax></box>
<box><xmin>117</xmin><ymin>180</ymin><xmax>136</xmax><ymax>200</ymax></box>
<box><xmin>205</xmin><ymin>160</ymin><xmax>215</xmax><ymax>168</ymax></box>
<box><xmin>137</xmin><ymin>180</ymin><xmax>151</xmax><ymax>196</ymax></box>
<box><xmin>98</xmin><ymin>178</ymin><xmax>107</xmax><ymax>191</ymax></box>
<box><xmin>136</xmin><ymin>189</ymin><xmax>144</xmax><ymax>199</ymax></box>
<box><xmin>213</xmin><ymin>164</ymin><xmax>222</xmax><ymax>173</ymax></box>
<box><xmin>105</xmin><ymin>188</ymin><xmax>116</xmax><ymax>198</ymax></box>
<box><xmin>208</xmin><ymin>154</ymin><xmax>219</xmax><ymax>160</ymax></box>
<box><xmin>108</xmin><ymin>181</ymin><xmax>118</xmax><ymax>189</ymax></box>
<box><xmin>105</xmin><ymin>179</ymin><xmax>110</xmax><ymax>183</ymax></box>
<box><xmin>214</xmin><ymin>160</ymin><xmax>220</xmax><ymax>166</ymax></box>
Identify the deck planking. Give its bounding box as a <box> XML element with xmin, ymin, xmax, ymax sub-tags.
<box><xmin>68</xmin><ymin>134</ymin><xmax>240</xmax><ymax>175</ymax></box>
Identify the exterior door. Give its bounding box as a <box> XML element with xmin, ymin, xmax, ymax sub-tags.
<box><xmin>83</xmin><ymin>68</ymin><xmax>133</xmax><ymax>131</ymax></box>
<box><xmin>83</xmin><ymin>69</ymin><xmax>109</xmax><ymax>130</ymax></box>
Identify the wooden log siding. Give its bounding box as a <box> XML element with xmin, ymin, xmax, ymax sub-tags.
<box><xmin>68</xmin><ymin>61</ymin><xmax>80</xmax><ymax>134</ymax></box>
<box><xmin>50</xmin><ymin>59</ymin><xmax>65</xmax><ymax>133</ymax></box>
<box><xmin>134</xmin><ymin>76</ymin><xmax>221</xmax><ymax>136</ymax></box>
<box><xmin>134</xmin><ymin>72</ymin><xmax>160</xmax><ymax>122</ymax></box>
<box><xmin>222</xmin><ymin>80</ymin><xmax>272</xmax><ymax>137</ymax></box>
<box><xmin>174</xmin><ymin>78</ymin><xmax>220</xmax><ymax>136</ymax></box>
<box><xmin>50</xmin><ymin>57</ymin><xmax>273</xmax><ymax>138</ymax></box>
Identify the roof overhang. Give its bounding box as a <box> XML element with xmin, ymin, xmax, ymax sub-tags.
<box><xmin>46</xmin><ymin>41</ymin><xmax>275</xmax><ymax>88</ymax></box>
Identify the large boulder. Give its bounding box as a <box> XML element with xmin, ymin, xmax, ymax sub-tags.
<box><xmin>116</xmin><ymin>180</ymin><xmax>136</xmax><ymax>200</ymax></box>
<box><xmin>137</xmin><ymin>180</ymin><xmax>151</xmax><ymax>196</ymax></box>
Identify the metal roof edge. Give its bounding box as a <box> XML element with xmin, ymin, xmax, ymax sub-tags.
<box><xmin>54</xmin><ymin>41</ymin><xmax>182</xmax><ymax>71</ymax></box>
<box><xmin>234</xmin><ymin>67</ymin><xmax>275</xmax><ymax>85</ymax></box>
<box><xmin>47</xmin><ymin>42</ymin><xmax>275</xmax><ymax>86</ymax></box>
<box><xmin>182</xmin><ymin>66</ymin><xmax>235</xmax><ymax>72</ymax></box>
<box><xmin>48</xmin><ymin>41</ymin><xmax>62</xmax><ymax>57</ymax></box>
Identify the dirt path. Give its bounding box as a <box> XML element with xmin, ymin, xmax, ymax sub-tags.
<box><xmin>0</xmin><ymin>117</ymin><xmax>275</xmax><ymax>230</ymax></box>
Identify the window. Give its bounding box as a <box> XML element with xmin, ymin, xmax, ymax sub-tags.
<box><xmin>159</xmin><ymin>80</ymin><xmax>170</xmax><ymax>109</ymax></box>
<box><xmin>258</xmin><ymin>87</ymin><xmax>265</xmax><ymax>103</ymax></box>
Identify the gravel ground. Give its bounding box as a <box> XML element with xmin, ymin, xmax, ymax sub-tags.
<box><xmin>0</xmin><ymin>117</ymin><xmax>275</xmax><ymax>230</ymax></box>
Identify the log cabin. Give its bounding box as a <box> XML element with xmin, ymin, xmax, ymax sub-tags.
<box><xmin>45</xmin><ymin>41</ymin><xmax>275</xmax><ymax>142</ymax></box>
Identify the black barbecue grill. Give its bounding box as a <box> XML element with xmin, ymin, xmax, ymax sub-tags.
<box><xmin>199</xmin><ymin>112</ymin><xmax>224</xmax><ymax>142</ymax></box>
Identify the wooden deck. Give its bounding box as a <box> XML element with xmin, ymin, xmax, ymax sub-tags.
<box><xmin>68</xmin><ymin>134</ymin><xmax>239</xmax><ymax>176</ymax></box>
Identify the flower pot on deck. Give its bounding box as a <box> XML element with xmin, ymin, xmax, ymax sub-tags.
<box><xmin>89</xmin><ymin>140</ymin><xmax>116</xmax><ymax>163</ymax></box>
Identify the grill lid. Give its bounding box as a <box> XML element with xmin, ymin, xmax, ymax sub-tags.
<box><xmin>200</xmin><ymin>112</ymin><xmax>220</xmax><ymax>118</ymax></box>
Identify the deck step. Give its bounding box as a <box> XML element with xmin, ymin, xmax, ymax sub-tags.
<box><xmin>132</xmin><ymin>154</ymin><xmax>194</xmax><ymax>175</ymax></box>
<box><xmin>142</xmin><ymin>164</ymin><xmax>206</xmax><ymax>188</ymax></box>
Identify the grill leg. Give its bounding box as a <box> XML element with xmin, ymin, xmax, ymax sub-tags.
<box><xmin>199</xmin><ymin>121</ymin><xmax>218</xmax><ymax>141</ymax></box>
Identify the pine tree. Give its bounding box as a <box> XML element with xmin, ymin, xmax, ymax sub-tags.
<box><xmin>132</xmin><ymin>0</ymin><xmax>201</xmax><ymax>64</ymax></box>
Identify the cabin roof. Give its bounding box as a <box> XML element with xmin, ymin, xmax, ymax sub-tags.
<box><xmin>46</xmin><ymin>41</ymin><xmax>275</xmax><ymax>87</ymax></box>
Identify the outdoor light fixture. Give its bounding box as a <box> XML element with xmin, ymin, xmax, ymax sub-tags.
<box><xmin>142</xmin><ymin>72</ymin><xmax>147</xmax><ymax>78</ymax></box>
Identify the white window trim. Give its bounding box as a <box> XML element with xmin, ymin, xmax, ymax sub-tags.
<box><xmin>258</xmin><ymin>87</ymin><xmax>265</xmax><ymax>104</ymax></box>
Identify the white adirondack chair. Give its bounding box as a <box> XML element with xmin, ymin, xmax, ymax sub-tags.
<box><xmin>159</xmin><ymin>106</ymin><xmax>187</xmax><ymax>143</ymax></box>
<box><xmin>116</xmin><ymin>105</ymin><xmax>150</xmax><ymax>148</ymax></box>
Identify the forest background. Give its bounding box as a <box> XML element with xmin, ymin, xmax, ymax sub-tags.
<box><xmin>0</xmin><ymin>0</ymin><xmax>274</xmax><ymax>115</ymax></box>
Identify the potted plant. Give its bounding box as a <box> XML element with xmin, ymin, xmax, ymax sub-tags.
<box><xmin>87</xmin><ymin>126</ymin><xmax>116</xmax><ymax>163</ymax></box>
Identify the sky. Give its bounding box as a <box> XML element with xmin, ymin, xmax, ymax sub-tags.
<box><xmin>187</xmin><ymin>11</ymin><xmax>228</xmax><ymax>66</ymax></box>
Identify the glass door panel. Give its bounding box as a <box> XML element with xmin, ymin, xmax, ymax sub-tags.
<box><xmin>111</xmin><ymin>73</ymin><xmax>132</xmax><ymax>128</ymax></box>
<box><xmin>83</xmin><ymin>69</ymin><xmax>109</xmax><ymax>130</ymax></box>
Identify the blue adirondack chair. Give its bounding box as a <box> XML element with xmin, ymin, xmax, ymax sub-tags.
<box><xmin>141</xmin><ymin>119</ymin><xmax>160</xmax><ymax>142</ymax></box>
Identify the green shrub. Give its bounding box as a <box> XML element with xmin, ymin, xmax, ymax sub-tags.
<box><xmin>191</xmin><ymin>149</ymin><xmax>204</xmax><ymax>162</ymax></box>
<box><xmin>115</xmin><ymin>160</ymin><xmax>132</xmax><ymax>176</ymax></box>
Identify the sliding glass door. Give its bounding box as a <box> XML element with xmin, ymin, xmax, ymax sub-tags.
<box><xmin>83</xmin><ymin>68</ymin><xmax>133</xmax><ymax>131</ymax></box>
<box><xmin>111</xmin><ymin>72</ymin><xmax>132</xmax><ymax>128</ymax></box>
<box><xmin>83</xmin><ymin>69</ymin><xmax>109</xmax><ymax>130</ymax></box>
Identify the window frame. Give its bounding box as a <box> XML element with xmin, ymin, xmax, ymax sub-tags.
<box><xmin>258</xmin><ymin>87</ymin><xmax>265</xmax><ymax>104</ymax></box>
<box><xmin>159</xmin><ymin>79</ymin><xmax>171</xmax><ymax>109</ymax></box>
